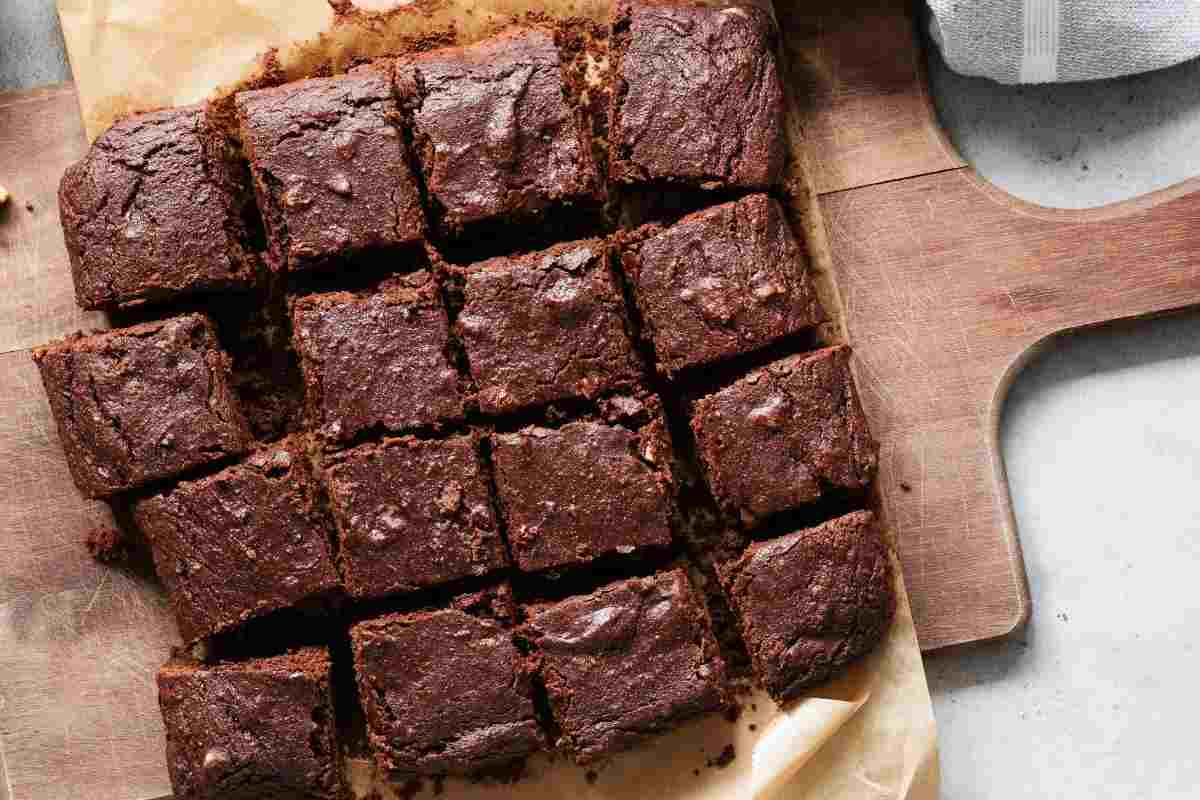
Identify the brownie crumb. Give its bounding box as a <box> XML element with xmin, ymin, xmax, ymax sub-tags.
<box><xmin>585</xmin><ymin>769</ymin><xmax>599</xmax><ymax>785</ymax></box>
<box><xmin>900</xmin><ymin>481</ymin><xmax>913</xmax><ymax>492</ymax></box>
<box><xmin>693</xmin><ymin>769</ymin><xmax>701</xmax><ymax>777</ymax></box>
<box><xmin>25</xmin><ymin>201</ymin><xmax>35</xmax><ymax>212</ymax></box>
<box><xmin>749</xmin><ymin>724</ymin><xmax>757</xmax><ymax>732</ymax></box>
<box><xmin>707</xmin><ymin>745</ymin><xmax>736</xmax><ymax>769</ymax></box>
<box><xmin>84</xmin><ymin>525</ymin><xmax>127</xmax><ymax>563</ymax></box>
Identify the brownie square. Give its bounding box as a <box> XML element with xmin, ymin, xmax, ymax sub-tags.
<box><xmin>691</xmin><ymin>346</ymin><xmax>876</xmax><ymax>526</ymax></box>
<box><xmin>236</xmin><ymin>70</ymin><xmax>425</xmax><ymax>270</ymax></box>
<box><xmin>351</xmin><ymin>585</ymin><xmax>543</xmax><ymax>776</ymax></box>
<box><xmin>291</xmin><ymin>275</ymin><xmax>465</xmax><ymax>443</ymax></box>
<box><xmin>133</xmin><ymin>436</ymin><xmax>339</xmax><ymax>643</ymax></box>
<box><xmin>158</xmin><ymin>648</ymin><xmax>340</xmax><ymax>800</ymax></box>
<box><xmin>58</xmin><ymin>105</ymin><xmax>259</xmax><ymax>310</ymax></box>
<box><xmin>491</xmin><ymin>402</ymin><xmax>674</xmax><ymax>573</ymax></box>
<box><xmin>321</xmin><ymin>433</ymin><xmax>507</xmax><ymax>600</ymax></box>
<box><xmin>396</xmin><ymin>28</ymin><xmax>599</xmax><ymax>234</ymax></box>
<box><xmin>609</xmin><ymin>0</ymin><xmax>785</xmax><ymax>189</ymax></box>
<box><xmin>717</xmin><ymin>511</ymin><xmax>895</xmax><ymax>703</ymax></box>
<box><xmin>520</xmin><ymin>569</ymin><xmax>728</xmax><ymax>764</ymax></box>
<box><xmin>32</xmin><ymin>314</ymin><xmax>253</xmax><ymax>498</ymax></box>
<box><xmin>456</xmin><ymin>239</ymin><xmax>642</xmax><ymax>415</ymax></box>
<box><xmin>621</xmin><ymin>194</ymin><xmax>822</xmax><ymax>375</ymax></box>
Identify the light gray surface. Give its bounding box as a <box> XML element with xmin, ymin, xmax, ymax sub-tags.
<box><xmin>6</xmin><ymin>4</ymin><xmax>1200</xmax><ymax>798</ymax></box>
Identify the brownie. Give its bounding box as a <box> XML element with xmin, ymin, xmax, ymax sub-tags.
<box><xmin>456</xmin><ymin>239</ymin><xmax>642</xmax><ymax>415</ymax></box>
<box><xmin>520</xmin><ymin>569</ymin><xmax>728</xmax><ymax>764</ymax></box>
<box><xmin>609</xmin><ymin>0</ymin><xmax>785</xmax><ymax>189</ymax></box>
<box><xmin>717</xmin><ymin>511</ymin><xmax>895</xmax><ymax>703</ymax></box>
<box><xmin>321</xmin><ymin>433</ymin><xmax>507</xmax><ymax>600</ymax></box>
<box><xmin>133</xmin><ymin>436</ymin><xmax>339</xmax><ymax>643</ymax></box>
<box><xmin>291</xmin><ymin>275</ymin><xmax>464</xmax><ymax>443</ymax></box>
<box><xmin>691</xmin><ymin>346</ymin><xmax>876</xmax><ymax>525</ymax></box>
<box><xmin>491</xmin><ymin>402</ymin><xmax>675</xmax><ymax>573</ymax></box>
<box><xmin>396</xmin><ymin>28</ymin><xmax>599</xmax><ymax>234</ymax></box>
<box><xmin>236</xmin><ymin>70</ymin><xmax>425</xmax><ymax>270</ymax></box>
<box><xmin>157</xmin><ymin>648</ymin><xmax>340</xmax><ymax>800</ymax></box>
<box><xmin>621</xmin><ymin>194</ymin><xmax>822</xmax><ymax>375</ymax></box>
<box><xmin>58</xmin><ymin>105</ymin><xmax>260</xmax><ymax>310</ymax></box>
<box><xmin>351</xmin><ymin>586</ymin><xmax>543</xmax><ymax>776</ymax></box>
<box><xmin>32</xmin><ymin>314</ymin><xmax>253</xmax><ymax>498</ymax></box>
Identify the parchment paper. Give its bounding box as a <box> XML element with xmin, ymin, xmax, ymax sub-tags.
<box><xmin>43</xmin><ymin>1</ymin><xmax>941</xmax><ymax>798</ymax></box>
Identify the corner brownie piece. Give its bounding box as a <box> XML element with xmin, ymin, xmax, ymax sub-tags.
<box><xmin>621</xmin><ymin>194</ymin><xmax>822</xmax><ymax>375</ymax></box>
<box><xmin>396</xmin><ymin>28</ymin><xmax>599</xmax><ymax>234</ymax></box>
<box><xmin>158</xmin><ymin>648</ymin><xmax>340</xmax><ymax>800</ymax></box>
<box><xmin>351</xmin><ymin>585</ymin><xmax>543</xmax><ymax>776</ymax></box>
<box><xmin>717</xmin><ymin>511</ymin><xmax>895</xmax><ymax>703</ymax></box>
<box><xmin>456</xmin><ymin>239</ymin><xmax>641</xmax><ymax>415</ymax></box>
<box><xmin>521</xmin><ymin>569</ymin><xmax>728</xmax><ymax>764</ymax></box>
<box><xmin>236</xmin><ymin>70</ymin><xmax>424</xmax><ymax>270</ymax></box>
<box><xmin>133</xmin><ymin>436</ymin><xmax>339</xmax><ymax>643</ymax></box>
<box><xmin>491</xmin><ymin>399</ymin><xmax>674</xmax><ymax>573</ymax></box>
<box><xmin>59</xmin><ymin>105</ymin><xmax>260</xmax><ymax>310</ymax></box>
<box><xmin>291</xmin><ymin>274</ymin><xmax>464</xmax><ymax>443</ymax></box>
<box><xmin>321</xmin><ymin>433</ymin><xmax>507</xmax><ymax>600</ymax></box>
<box><xmin>691</xmin><ymin>346</ymin><xmax>876</xmax><ymax>525</ymax></box>
<box><xmin>32</xmin><ymin>314</ymin><xmax>253</xmax><ymax>498</ymax></box>
<box><xmin>609</xmin><ymin>0</ymin><xmax>785</xmax><ymax>189</ymax></box>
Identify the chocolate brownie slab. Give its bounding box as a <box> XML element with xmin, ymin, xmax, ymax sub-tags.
<box><xmin>520</xmin><ymin>569</ymin><xmax>728</xmax><ymax>764</ymax></box>
<box><xmin>609</xmin><ymin>0</ymin><xmax>785</xmax><ymax>189</ymax></box>
<box><xmin>32</xmin><ymin>314</ymin><xmax>253</xmax><ymax>498</ymax></box>
<box><xmin>58</xmin><ymin>105</ymin><xmax>260</xmax><ymax>310</ymax></box>
<box><xmin>621</xmin><ymin>194</ymin><xmax>822</xmax><ymax>375</ymax></box>
<box><xmin>157</xmin><ymin>648</ymin><xmax>340</xmax><ymax>800</ymax></box>
<box><xmin>133</xmin><ymin>436</ymin><xmax>339</xmax><ymax>643</ymax></box>
<box><xmin>320</xmin><ymin>433</ymin><xmax>507</xmax><ymax>600</ymax></box>
<box><xmin>396</xmin><ymin>28</ymin><xmax>599</xmax><ymax>234</ymax></box>
<box><xmin>717</xmin><ymin>511</ymin><xmax>895</xmax><ymax>703</ymax></box>
<box><xmin>691</xmin><ymin>346</ymin><xmax>876</xmax><ymax>525</ymax></box>
<box><xmin>236</xmin><ymin>70</ymin><xmax>424</xmax><ymax>270</ymax></box>
<box><xmin>351</xmin><ymin>585</ymin><xmax>543</xmax><ymax>776</ymax></box>
<box><xmin>456</xmin><ymin>238</ymin><xmax>642</xmax><ymax>415</ymax></box>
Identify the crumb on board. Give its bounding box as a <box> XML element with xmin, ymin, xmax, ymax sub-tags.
<box><xmin>705</xmin><ymin>744</ymin><xmax>736</xmax><ymax>769</ymax></box>
<box><xmin>84</xmin><ymin>525</ymin><xmax>128</xmax><ymax>562</ymax></box>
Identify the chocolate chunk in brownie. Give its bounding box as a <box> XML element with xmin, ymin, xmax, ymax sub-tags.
<box><xmin>32</xmin><ymin>314</ymin><xmax>253</xmax><ymax>498</ymax></box>
<box><xmin>351</xmin><ymin>585</ymin><xmax>543</xmax><ymax>776</ymax></box>
<box><xmin>455</xmin><ymin>239</ymin><xmax>641</xmax><ymax>416</ymax></box>
<box><xmin>133</xmin><ymin>436</ymin><xmax>339</xmax><ymax>643</ymax></box>
<box><xmin>690</xmin><ymin>346</ymin><xmax>876</xmax><ymax>526</ymax></box>
<box><xmin>621</xmin><ymin>194</ymin><xmax>822</xmax><ymax>375</ymax></box>
<box><xmin>717</xmin><ymin>511</ymin><xmax>895</xmax><ymax>703</ymax></box>
<box><xmin>396</xmin><ymin>28</ymin><xmax>599</xmax><ymax>235</ymax></box>
<box><xmin>520</xmin><ymin>569</ymin><xmax>728</xmax><ymax>764</ymax></box>
<box><xmin>321</xmin><ymin>433</ymin><xmax>507</xmax><ymax>600</ymax></box>
<box><xmin>58</xmin><ymin>105</ymin><xmax>260</xmax><ymax>310</ymax></box>
<box><xmin>236</xmin><ymin>70</ymin><xmax>424</xmax><ymax>270</ymax></box>
<box><xmin>609</xmin><ymin>0</ymin><xmax>785</xmax><ymax>189</ymax></box>
<box><xmin>291</xmin><ymin>274</ymin><xmax>464</xmax><ymax>444</ymax></box>
<box><xmin>491</xmin><ymin>401</ymin><xmax>674</xmax><ymax>573</ymax></box>
<box><xmin>158</xmin><ymin>648</ymin><xmax>340</xmax><ymax>800</ymax></box>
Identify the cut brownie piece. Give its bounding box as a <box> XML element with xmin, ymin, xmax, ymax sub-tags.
<box><xmin>717</xmin><ymin>511</ymin><xmax>895</xmax><ymax>703</ymax></box>
<box><xmin>396</xmin><ymin>28</ymin><xmax>599</xmax><ymax>234</ymax></box>
<box><xmin>291</xmin><ymin>274</ymin><xmax>464</xmax><ymax>443</ymax></box>
<box><xmin>158</xmin><ymin>648</ymin><xmax>340</xmax><ymax>800</ymax></box>
<box><xmin>691</xmin><ymin>346</ymin><xmax>876</xmax><ymax>526</ymax></box>
<box><xmin>621</xmin><ymin>194</ymin><xmax>822</xmax><ymax>375</ymax></box>
<box><xmin>456</xmin><ymin>239</ymin><xmax>642</xmax><ymax>415</ymax></box>
<box><xmin>491</xmin><ymin>401</ymin><xmax>674</xmax><ymax>573</ymax></box>
<box><xmin>133</xmin><ymin>436</ymin><xmax>339</xmax><ymax>644</ymax></box>
<box><xmin>520</xmin><ymin>569</ymin><xmax>728</xmax><ymax>764</ymax></box>
<box><xmin>609</xmin><ymin>0</ymin><xmax>785</xmax><ymax>189</ymax></box>
<box><xmin>236</xmin><ymin>70</ymin><xmax>424</xmax><ymax>270</ymax></box>
<box><xmin>32</xmin><ymin>314</ymin><xmax>253</xmax><ymax>498</ymax></box>
<box><xmin>59</xmin><ymin>105</ymin><xmax>260</xmax><ymax>310</ymax></box>
<box><xmin>351</xmin><ymin>585</ymin><xmax>543</xmax><ymax>776</ymax></box>
<box><xmin>321</xmin><ymin>433</ymin><xmax>507</xmax><ymax>600</ymax></box>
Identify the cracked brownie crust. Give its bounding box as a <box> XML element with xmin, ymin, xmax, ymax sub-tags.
<box><xmin>32</xmin><ymin>314</ymin><xmax>253</xmax><ymax>498</ymax></box>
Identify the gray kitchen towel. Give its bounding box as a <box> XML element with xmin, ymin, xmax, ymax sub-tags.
<box><xmin>928</xmin><ymin>0</ymin><xmax>1200</xmax><ymax>84</ymax></box>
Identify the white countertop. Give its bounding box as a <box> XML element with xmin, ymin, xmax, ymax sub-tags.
<box><xmin>6</xmin><ymin>5</ymin><xmax>1200</xmax><ymax>798</ymax></box>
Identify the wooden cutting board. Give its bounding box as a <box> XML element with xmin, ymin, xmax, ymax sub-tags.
<box><xmin>5</xmin><ymin>1</ymin><xmax>1200</xmax><ymax>663</ymax></box>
